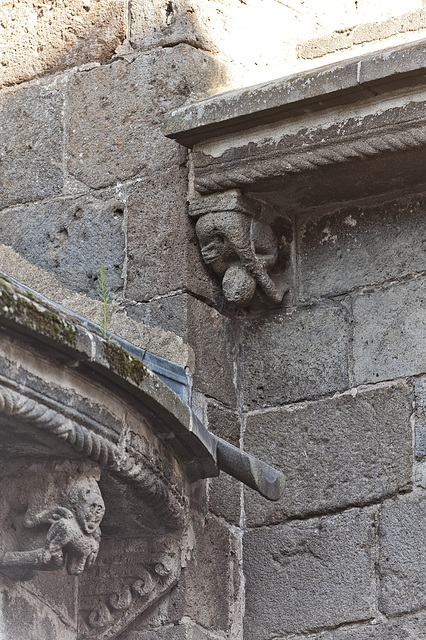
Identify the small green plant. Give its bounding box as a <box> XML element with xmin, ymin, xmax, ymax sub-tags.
<box><xmin>97</xmin><ymin>265</ymin><xmax>113</xmax><ymax>339</ymax></box>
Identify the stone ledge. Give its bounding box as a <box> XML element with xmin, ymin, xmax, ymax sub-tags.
<box><xmin>165</xmin><ymin>39</ymin><xmax>426</xmax><ymax>147</ymax></box>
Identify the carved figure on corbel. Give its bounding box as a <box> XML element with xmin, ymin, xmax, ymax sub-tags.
<box><xmin>190</xmin><ymin>190</ymin><xmax>288</xmax><ymax>307</ymax></box>
<box><xmin>0</xmin><ymin>461</ymin><xmax>105</xmax><ymax>581</ymax></box>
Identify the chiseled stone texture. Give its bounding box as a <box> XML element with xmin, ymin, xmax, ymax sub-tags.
<box><xmin>184</xmin><ymin>514</ymin><xmax>240</xmax><ymax>633</ymax></box>
<box><xmin>298</xmin><ymin>6</ymin><xmax>426</xmax><ymax>60</ymax></box>
<box><xmin>123</xmin><ymin>622</ymin><xmax>218</xmax><ymax>639</ymax></box>
<box><xmin>0</xmin><ymin>84</ymin><xmax>63</xmax><ymax>211</ymax></box>
<box><xmin>415</xmin><ymin>377</ymin><xmax>426</xmax><ymax>460</ymax></box>
<box><xmin>0</xmin><ymin>584</ymin><xmax>76</xmax><ymax>640</ymax></box>
<box><xmin>307</xmin><ymin>611</ymin><xmax>426</xmax><ymax>639</ymax></box>
<box><xmin>353</xmin><ymin>275</ymin><xmax>426</xmax><ymax>385</ymax></box>
<box><xmin>244</xmin><ymin>508</ymin><xmax>376</xmax><ymax>639</ymax></box>
<box><xmin>67</xmin><ymin>45</ymin><xmax>225</xmax><ymax>190</ymax></box>
<box><xmin>0</xmin><ymin>0</ymin><xmax>125</xmax><ymax>88</ymax></box>
<box><xmin>130</xmin><ymin>0</ymin><xmax>310</xmax><ymax>89</ymax></box>
<box><xmin>241</xmin><ymin>303</ymin><xmax>349</xmax><ymax>409</ymax></box>
<box><xmin>244</xmin><ymin>383</ymin><xmax>413</xmax><ymax>527</ymax></box>
<box><xmin>379</xmin><ymin>490</ymin><xmax>426</xmax><ymax>617</ymax></box>
<box><xmin>126</xmin><ymin>173</ymin><xmax>216</xmax><ymax>303</ymax></box>
<box><xmin>298</xmin><ymin>193</ymin><xmax>426</xmax><ymax>302</ymax></box>
<box><xmin>206</xmin><ymin>403</ymin><xmax>241</xmax><ymax>525</ymax></box>
<box><xmin>129</xmin><ymin>294</ymin><xmax>237</xmax><ymax>406</ymax></box>
<box><xmin>0</xmin><ymin>194</ymin><xmax>125</xmax><ymax>296</ymax></box>
<box><xmin>187</xmin><ymin>297</ymin><xmax>238</xmax><ymax>407</ymax></box>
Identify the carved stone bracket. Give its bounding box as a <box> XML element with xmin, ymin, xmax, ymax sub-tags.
<box><xmin>189</xmin><ymin>190</ymin><xmax>289</xmax><ymax>307</ymax></box>
<box><xmin>0</xmin><ymin>459</ymin><xmax>104</xmax><ymax>581</ymax></box>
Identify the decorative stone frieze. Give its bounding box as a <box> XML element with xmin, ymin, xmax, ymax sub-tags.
<box><xmin>189</xmin><ymin>190</ymin><xmax>289</xmax><ymax>307</ymax></box>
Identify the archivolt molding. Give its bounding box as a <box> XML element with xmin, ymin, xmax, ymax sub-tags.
<box><xmin>0</xmin><ymin>383</ymin><xmax>187</xmax><ymax>530</ymax></box>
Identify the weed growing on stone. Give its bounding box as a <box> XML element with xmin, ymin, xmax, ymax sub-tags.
<box><xmin>97</xmin><ymin>265</ymin><xmax>113</xmax><ymax>340</ymax></box>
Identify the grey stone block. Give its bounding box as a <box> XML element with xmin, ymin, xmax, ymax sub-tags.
<box><xmin>415</xmin><ymin>377</ymin><xmax>426</xmax><ymax>460</ymax></box>
<box><xmin>241</xmin><ymin>303</ymin><xmax>349</xmax><ymax>409</ymax></box>
<box><xmin>358</xmin><ymin>33</ymin><xmax>426</xmax><ymax>93</ymax></box>
<box><xmin>126</xmin><ymin>173</ymin><xmax>216</xmax><ymax>303</ymax></box>
<box><xmin>298</xmin><ymin>193</ymin><xmax>426</xmax><ymax>302</ymax></box>
<box><xmin>122</xmin><ymin>622</ymin><xmax>218</xmax><ymax>640</ymax></box>
<box><xmin>129</xmin><ymin>295</ymin><xmax>237</xmax><ymax>406</ymax></box>
<box><xmin>379</xmin><ymin>491</ymin><xmax>426</xmax><ymax>617</ymax></box>
<box><xmin>0</xmin><ymin>84</ymin><xmax>63</xmax><ymax>211</ymax></box>
<box><xmin>184</xmin><ymin>514</ymin><xmax>240</xmax><ymax>633</ymax></box>
<box><xmin>204</xmin><ymin>404</ymin><xmax>242</xmax><ymax>525</ymax></box>
<box><xmin>0</xmin><ymin>0</ymin><xmax>125</xmax><ymax>87</ymax></box>
<box><xmin>128</xmin><ymin>294</ymin><xmax>193</xmax><ymax>340</ymax></box>
<box><xmin>244</xmin><ymin>508</ymin><xmax>376</xmax><ymax>638</ymax></box>
<box><xmin>244</xmin><ymin>383</ymin><xmax>412</xmax><ymax>526</ymax></box>
<box><xmin>0</xmin><ymin>584</ymin><xmax>76</xmax><ymax>640</ymax></box>
<box><xmin>353</xmin><ymin>276</ymin><xmax>426</xmax><ymax>385</ymax></box>
<box><xmin>314</xmin><ymin>611</ymin><xmax>426</xmax><ymax>639</ymax></box>
<box><xmin>66</xmin><ymin>45</ymin><xmax>225</xmax><ymax>190</ymax></box>
<box><xmin>208</xmin><ymin>473</ymin><xmax>241</xmax><ymax>526</ymax></box>
<box><xmin>0</xmin><ymin>194</ymin><xmax>125</xmax><ymax>297</ymax></box>
<box><xmin>187</xmin><ymin>297</ymin><xmax>238</xmax><ymax>407</ymax></box>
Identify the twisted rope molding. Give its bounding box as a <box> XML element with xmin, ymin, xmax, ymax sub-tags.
<box><xmin>0</xmin><ymin>385</ymin><xmax>186</xmax><ymax>529</ymax></box>
<box><xmin>194</xmin><ymin>122</ymin><xmax>426</xmax><ymax>194</ymax></box>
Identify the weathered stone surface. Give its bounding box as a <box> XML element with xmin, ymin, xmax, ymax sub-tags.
<box><xmin>188</xmin><ymin>297</ymin><xmax>237</xmax><ymax>407</ymax></box>
<box><xmin>0</xmin><ymin>585</ymin><xmax>76</xmax><ymax>640</ymax></box>
<box><xmin>0</xmin><ymin>245</ymin><xmax>194</xmax><ymax>368</ymax></box>
<box><xmin>353</xmin><ymin>276</ymin><xmax>426</xmax><ymax>385</ymax></box>
<box><xmin>379</xmin><ymin>491</ymin><xmax>426</xmax><ymax>617</ymax></box>
<box><xmin>184</xmin><ymin>514</ymin><xmax>240</xmax><ymax>633</ymax></box>
<box><xmin>244</xmin><ymin>508</ymin><xmax>376</xmax><ymax>638</ymax></box>
<box><xmin>241</xmin><ymin>303</ymin><xmax>349</xmax><ymax>409</ymax></box>
<box><xmin>206</xmin><ymin>403</ymin><xmax>241</xmax><ymax>525</ymax></box>
<box><xmin>299</xmin><ymin>193</ymin><xmax>426</xmax><ymax>302</ymax></box>
<box><xmin>126</xmin><ymin>172</ymin><xmax>216</xmax><ymax>303</ymax></box>
<box><xmin>129</xmin><ymin>294</ymin><xmax>237</xmax><ymax>406</ymax></box>
<box><xmin>0</xmin><ymin>84</ymin><xmax>63</xmax><ymax>211</ymax></box>
<box><xmin>244</xmin><ymin>383</ymin><xmax>412</xmax><ymax>526</ymax></box>
<box><xmin>128</xmin><ymin>294</ymin><xmax>192</xmax><ymax>340</ymax></box>
<box><xmin>310</xmin><ymin>611</ymin><xmax>426</xmax><ymax>639</ymax></box>
<box><xmin>415</xmin><ymin>377</ymin><xmax>426</xmax><ymax>460</ymax></box>
<box><xmin>299</xmin><ymin>8</ymin><xmax>426</xmax><ymax>61</ymax></box>
<box><xmin>130</xmin><ymin>0</ymin><xmax>314</xmax><ymax>90</ymax></box>
<box><xmin>0</xmin><ymin>0</ymin><xmax>125</xmax><ymax>88</ymax></box>
<box><xmin>67</xmin><ymin>45</ymin><xmax>225</xmax><ymax>190</ymax></box>
<box><xmin>0</xmin><ymin>194</ymin><xmax>125</xmax><ymax>296</ymax></box>
<box><xmin>123</xmin><ymin>622</ymin><xmax>218</xmax><ymax>639</ymax></box>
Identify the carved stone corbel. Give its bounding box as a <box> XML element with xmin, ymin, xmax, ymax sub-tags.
<box><xmin>190</xmin><ymin>190</ymin><xmax>289</xmax><ymax>307</ymax></box>
<box><xmin>0</xmin><ymin>459</ymin><xmax>104</xmax><ymax>581</ymax></box>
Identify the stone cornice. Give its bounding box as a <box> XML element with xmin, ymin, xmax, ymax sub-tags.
<box><xmin>192</xmin><ymin>99</ymin><xmax>426</xmax><ymax>195</ymax></box>
<box><xmin>165</xmin><ymin>39</ymin><xmax>426</xmax><ymax>148</ymax></box>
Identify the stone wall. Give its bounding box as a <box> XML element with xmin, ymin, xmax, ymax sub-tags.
<box><xmin>240</xmin><ymin>189</ymin><xmax>426</xmax><ymax>639</ymax></box>
<box><xmin>2</xmin><ymin>1</ymin><xmax>426</xmax><ymax>639</ymax></box>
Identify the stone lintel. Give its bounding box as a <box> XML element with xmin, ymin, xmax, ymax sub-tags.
<box><xmin>165</xmin><ymin>38</ymin><xmax>426</xmax><ymax>148</ymax></box>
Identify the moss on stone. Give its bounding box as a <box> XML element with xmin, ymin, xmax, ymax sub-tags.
<box><xmin>104</xmin><ymin>341</ymin><xmax>146</xmax><ymax>385</ymax></box>
<box><xmin>0</xmin><ymin>277</ymin><xmax>77</xmax><ymax>346</ymax></box>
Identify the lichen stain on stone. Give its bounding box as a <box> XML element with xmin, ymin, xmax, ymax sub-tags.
<box><xmin>104</xmin><ymin>341</ymin><xmax>146</xmax><ymax>385</ymax></box>
<box><xmin>0</xmin><ymin>277</ymin><xmax>77</xmax><ymax>346</ymax></box>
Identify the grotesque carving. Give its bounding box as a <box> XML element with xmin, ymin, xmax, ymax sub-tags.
<box><xmin>195</xmin><ymin>209</ymin><xmax>287</xmax><ymax>307</ymax></box>
<box><xmin>0</xmin><ymin>462</ymin><xmax>105</xmax><ymax>580</ymax></box>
